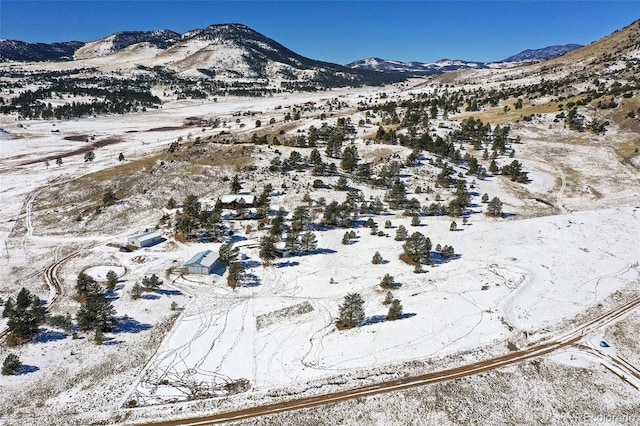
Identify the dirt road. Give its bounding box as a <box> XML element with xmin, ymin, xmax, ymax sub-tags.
<box><xmin>137</xmin><ymin>295</ymin><xmax>640</xmax><ymax>426</ymax></box>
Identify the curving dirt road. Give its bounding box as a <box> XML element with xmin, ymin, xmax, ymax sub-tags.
<box><xmin>137</xmin><ymin>295</ymin><xmax>640</xmax><ymax>426</ymax></box>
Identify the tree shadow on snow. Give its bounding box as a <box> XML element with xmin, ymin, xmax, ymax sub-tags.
<box><xmin>140</xmin><ymin>293</ymin><xmax>160</xmax><ymax>300</ymax></box>
<box><xmin>307</xmin><ymin>248</ymin><xmax>337</xmax><ymax>255</ymax></box>
<box><xmin>156</xmin><ymin>288</ymin><xmax>183</xmax><ymax>297</ymax></box>
<box><xmin>102</xmin><ymin>336</ymin><xmax>121</xmax><ymax>346</ymax></box>
<box><xmin>113</xmin><ymin>283</ymin><xmax>127</xmax><ymax>292</ymax></box>
<box><xmin>240</xmin><ymin>272</ymin><xmax>261</xmax><ymax>288</ymax></box>
<box><xmin>276</xmin><ymin>260</ymin><xmax>299</xmax><ymax>268</ymax></box>
<box><xmin>241</xmin><ymin>260</ymin><xmax>262</xmax><ymax>269</ymax></box>
<box><xmin>33</xmin><ymin>329</ymin><xmax>67</xmax><ymax>344</ymax></box>
<box><xmin>16</xmin><ymin>365</ymin><xmax>40</xmax><ymax>375</ymax></box>
<box><xmin>114</xmin><ymin>317</ymin><xmax>152</xmax><ymax>334</ymax></box>
<box><xmin>360</xmin><ymin>312</ymin><xmax>417</xmax><ymax>327</ymax></box>
<box><xmin>359</xmin><ymin>315</ymin><xmax>388</xmax><ymax>327</ymax></box>
<box><xmin>430</xmin><ymin>253</ymin><xmax>462</xmax><ymax>266</ymax></box>
<box><xmin>230</xmin><ymin>235</ymin><xmax>248</xmax><ymax>243</ymax></box>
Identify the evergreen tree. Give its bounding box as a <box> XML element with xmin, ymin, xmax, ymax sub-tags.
<box><xmin>291</xmin><ymin>205</ymin><xmax>311</xmax><ymax>231</ymax></box>
<box><xmin>372</xmin><ymin>251</ymin><xmax>383</xmax><ymax>264</ymax></box>
<box><xmin>76</xmin><ymin>272</ymin><xmax>97</xmax><ymax>296</ymax></box>
<box><xmin>55</xmin><ymin>157</ymin><xmax>63</xmax><ymax>167</ymax></box>
<box><xmin>30</xmin><ymin>297</ymin><xmax>46</xmax><ymax>325</ymax></box>
<box><xmin>131</xmin><ymin>282</ymin><xmax>143</xmax><ymax>300</ymax></box>
<box><xmin>219</xmin><ymin>242</ymin><xmax>239</xmax><ymax>266</ymax></box>
<box><xmin>118</xmin><ymin>152</ymin><xmax>125</xmax><ymax>161</ymax></box>
<box><xmin>481</xmin><ymin>193</ymin><xmax>489</xmax><ymax>203</ymax></box>
<box><xmin>105</xmin><ymin>270</ymin><xmax>118</xmax><ymax>292</ymax></box>
<box><xmin>259</xmin><ymin>236</ymin><xmax>277</xmax><ymax>264</ymax></box>
<box><xmin>2</xmin><ymin>297</ymin><xmax>14</xmax><ymax>318</ymax></box>
<box><xmin>309</xmin><ymin>148</ymin><xmax>323</xmax><ymax>166</ymax></box>
<box><xmin>340</xmin><ymin>146</ymin><xmax>359</xmax><ymax>172</ymax></box>
<box><xmin>16</xmin><ymin>288</ymin><xmax>32</xmax><ymax>311</ymax></box>
<box><xmin>383</xmin><ymin>291</ymin><xmax>393</xmax><ymax>305</ymax></box>
<box><xmin>488</xmin><ymin>159</ymin><xmax>498</xmax><ymax>174</ymax></box>
<box><xmin>395</xmin><ymin>225</ymin><xmax>408</xmax><ymax>241</ymax></box>
<box><xmin>227</xmin><ymin>262</ymin><xmax>245</xmax><ymax>288</ymax></box>
<box><xmin>103</xmin><ymin>189</ymin><xmax>117</xmax><ymax>206</ymax></box>
<box><xmin>403</xmin><ymin>232</ymin><xmax>432</xmax><ymax>264</ymax></box>
<box><xmin>450</xmin><ymin>221</ymin><xmax>457</xmax><ymax>231</ymax></box>
<box><xmin>441</xmin><ymin>245</ymin><xmax>455</xmax><ymax>258</ymax></box>
<box><xmin>270</xmin><ymin>207</ymin><xmax>286</xmax><ymax>237</ymax></box>
<box><xmin>48</xmin><ymin>314</ymin><xmax>73</xmax><ymax>334</ymax></box>
<box><xmin>231</xmin><ymin>175</ymin><xmax>242</xmax><ymax>193</ymax></box>
<box><xmin>337</xmin><ymin>293</ymin><xmax>365</xmax><ymax>329</ymax></box>
<box><xmin>7</xmin><ymin>309</ymin><xmax>38</xmax><ymax>341</ymax></box>
<box><xmin>411</xmin><ymin>215</ymin><xmax>420</xmax><ymax>227</ymax></box>
<box><xmin>141</xmin><ymin>274</ymin><xmax>162</xmax><ymax>289</ymax></box>
<box><xmin>2</xmin><ymin>354</ymin><xmax>22</xmax><ymax>375</ymax></box>
<box><xmin>341</xmin><ymin>231</ymin><xmax>351</xmax><ymax>245</ymax></box>
<box><xmin>387</xmin><ymin>299</ymin><xmax>403</xmax><ymax>321</ymax></box>
<box><xmin>77</xmin><ymin>286</ymin><xmax>117</xmax><ymax>332</ymax></box>
<box><xmin>487</xmin><ymin>197</ymin><xmax>504</xmax><ymax>216</ymax></box>
<box><xmin>285</xmin><ymin>231</ymin><xmax>301</xmax><ymax>255</ymax></box>
<box><xmin>84</xmin><ymin>151</ymin><xmax>95</xmax><ymax>162</ymax></box>
<box><xmin>182</xmin><ymin>194</ymin><xmax>201</xmax><ymax>218</ymax></box>
<box><xmin>467</xmin><ymin>156</ymin><xmax>479</xmax><ymax>176</ymax></box>
<box><xmin>5</xmin><ymin>288</ymin><xmax>44</xmax><ymax>342</ymax></box>
<box><xmin>384</xmin><ymin>179</ymin><xmax>407</xmax><ymax>209</ymax></box>
<box><xmin>372</xmin><ymin>197</ymin><xmax>385</xmax><ymax>214</ymax></box>
<box><xmin>379</xmin><ymin>273</ymin><xmax>395</xmax><ymax>289</ymax></box>
<box><xmin>335</xmin><ymin>176</ymin><xmax>348</xmax><ymax>190</ymax></box>
<box><xmin>299</xmin><ymin>232</ymin><xmax>318</xmax><ymax>253</ymax></box>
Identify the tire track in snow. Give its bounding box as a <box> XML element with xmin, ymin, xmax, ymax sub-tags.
<box><xmin>556</xmin><ymin>167</ymin><xmax>567</xmax><ymax>213</ymax></box>
<box><xmin>138</xmin><ymin>295</ymin><xmax>640</xmax><ymax>426</ymax></box>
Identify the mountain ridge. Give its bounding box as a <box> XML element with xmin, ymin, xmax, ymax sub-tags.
<box><xmin>347</xmin><ymin>44</ymin><xmax>584</xmax><ymax>76</ymax></box>
<box><xmin>0</xmin><ymin>24</ymin><xmax>405</xmax><ymax>89</ymax></box>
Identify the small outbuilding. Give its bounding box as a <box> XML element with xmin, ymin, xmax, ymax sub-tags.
<box><xmin>128</xmin><ymin>231</ymin><xmax>163</xmax><ymax>248</ymax></box>
<box><xmin>184</xmin><ymin>250</ymin><xmax>220</xmax><ymax>275</ymax></box>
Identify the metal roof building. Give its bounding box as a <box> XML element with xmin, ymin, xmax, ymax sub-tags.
<box><xmin>184</xmin><ymin>250</ymin><xmax>220</xmax><ymax>275</ymax></box>
<box><xmin>127</xmin><ymin>231</ymin><xmax>163</xmax><ymax>248</ymax></box>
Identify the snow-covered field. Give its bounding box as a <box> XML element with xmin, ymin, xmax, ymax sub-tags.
<box><xmin>1</xmin><ymin>78</ymin><xmax>639</xmax><ymax>425</ymax></box>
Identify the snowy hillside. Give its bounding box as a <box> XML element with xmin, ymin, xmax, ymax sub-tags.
<box><xmin>0</xmin><ymin>17</ymin><xmax>639</xmax><ymax>426</ymax></box>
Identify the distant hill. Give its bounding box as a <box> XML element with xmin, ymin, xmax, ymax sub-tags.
<box><xmin>0</xmin><ymin>39</ymin><xmax>85</xmax><ymax>62</ymax></box>
<box><xmin>499</xmin><ymin>44</ymin><xmax>583</xmax><ymax>62</ymax></box>
<box><xmin>346</xmin><ymin>57</ymin><xmax>486</xmax><ymax>77</ymax></box>
<box><xmin>347</xmin><ymin>44</ymin><xmax>584</xmax><ymax>77</ymax></box>
<box><xmin>0</xmin><ymin>24</ymin><xmax>404</xmax><ymax>89</ymax></box>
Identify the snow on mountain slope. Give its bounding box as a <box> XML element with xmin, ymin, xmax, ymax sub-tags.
<box><xmin>73</xmin><ymin>30</ymin><xmax>180</xmax><ymax>60</ymax></box>
<box><xmin>65</xmin><ymin>24</ymin><xmax>405</xmax><ymax>87</ymax></box>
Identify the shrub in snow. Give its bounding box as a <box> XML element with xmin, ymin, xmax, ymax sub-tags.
<box><xmin>2</xmin><ymin>354</ymin><xmax>22</xmax><ymax>375</ymax></box>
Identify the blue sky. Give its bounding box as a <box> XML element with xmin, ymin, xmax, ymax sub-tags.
<box><xmin>1</xmin><ymin>1</ymin><xmax>639</xmax><ymax>64</ymax></box>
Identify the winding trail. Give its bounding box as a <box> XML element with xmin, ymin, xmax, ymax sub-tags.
<box><xmin>556</xmin><ymin>167</ymin><xmax>567</xmax><ymax>213</ymax></box>
<box><xmin>1</xmin><ymin>191</ymin><xmax>66</xmax><ymax>341</ymax></box>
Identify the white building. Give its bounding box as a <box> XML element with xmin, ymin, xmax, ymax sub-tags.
<box><xmin>128</xmin><ymin>231</ymin><xmax>163</xmax><ymax>248</ymax></box>
<box><xmin>184</xmin><ymin>250</ymin><xmax>221</xmax><ymax>275</ymax></box>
